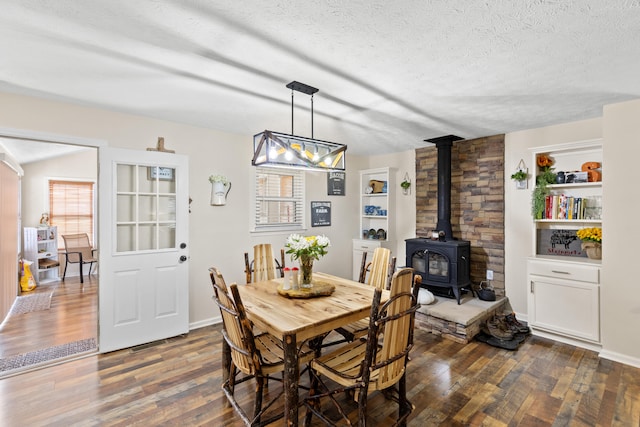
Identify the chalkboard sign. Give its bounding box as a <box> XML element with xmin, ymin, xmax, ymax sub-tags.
<box><xmin>327</xmin><ymin>171</ymin><xmax>346</xmax><ymax>196</ymax></box>
<box><xmin>311</xmin><ymin>201</ymin><xmax>331</xmax><ymax>227</ymax></box>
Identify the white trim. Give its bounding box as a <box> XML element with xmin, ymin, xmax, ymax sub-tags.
<box><xmin>0</xmin><ymin>127</ymin><xmax>107</xmax><ymax>148</ymax></box>
<box><xmin>0</xmin><ymin>152</ymin><xmax>23</xmax><ymax>176</ymax></box>
<box><xmin>599</xmin><ymin>349</ymin><xmax>640</xmax><ymax>369</ymax></box>
<box><xmin>189</xmin><ymin>317</ymin><xmax>222</xmax><ymax>331</ymax></box>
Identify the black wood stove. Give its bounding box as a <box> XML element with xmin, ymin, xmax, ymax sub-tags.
<box><xmin>406</xmin><ymin>135</ymin><xmax>471</xmax><ymax>304</ymax></box>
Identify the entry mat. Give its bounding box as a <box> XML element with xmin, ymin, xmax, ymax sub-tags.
<box><xmin>8</xmin><ymin>292</ymin><xmax>54</xmax><ymax>316</ymax></box>
<box><xmin>0</xmin><ymin>338</ymin><xmax>97</xmax><ymax>373</ymax></box>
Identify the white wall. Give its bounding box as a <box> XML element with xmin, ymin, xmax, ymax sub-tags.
<box><xmin>505</xmin><ymin>118</ymin><xmax>602</xmax><ymax>316</ymax></box>
<box><xmin>600</xmin><ymin>99</ymin><xmax>640</xmax><ymax>366</ymax></box>
<box><xmin>0</xmin><ymin>91</ymin><xmax>405</xmax><ymax>328</ymax></box>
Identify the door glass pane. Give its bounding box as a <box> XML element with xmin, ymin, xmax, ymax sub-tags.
<box><xmin>117</xmin><ymin>164</ymin><xmax>136</xmax><ymax>192</ymax></box>
<box><xmin>138</xmin><ymin>195</ymin><xmax>157</xmax><ymax>222</ymax></box>
<box><xmin>158</xmin><ymin>196</ymin><xmax>176</xmax><ymax>221</ymax></box>
<box><xmin>117</xmin><ymin>224</ymin><xmax>135</xmax><ymax>252</ymax></box>
<box><xmin>158</xmin><ymin>224</ymin><xmax>176</xmax><ymax>249</ymax></box>
<box><xmin>139</xmin><ymin>167</ymin><xmax>157</xmax><ymax>193</ymax></box>
<box><xmin>428</xmin><ymin>252</ymin><xmax>449</xmax><ymax>278</ymax></box>
<box><xmin>158</xmin><ymin>168</ymin><xmax>176</xmax><ymax>193</ymax></box>
<box><xmin>117</xmin><ymin>195</ymin><xmax>136</xmax><ymax>222</ymax></box>
<box><xmin>138</xmin><ymin>224</ymin><xmax>157</xmax><ymax>251</ymax></box>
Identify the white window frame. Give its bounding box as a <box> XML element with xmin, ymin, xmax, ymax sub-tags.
<box><xmin>251</xmin><ymin>167</ymin><xmax>306</xmax><ymax>233</ymax></box>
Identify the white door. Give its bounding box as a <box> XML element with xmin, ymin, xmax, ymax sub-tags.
<box><xmin>98</xmin><ymin>147</ymin><xmax>189</xmax><ymax>353</ymax></box>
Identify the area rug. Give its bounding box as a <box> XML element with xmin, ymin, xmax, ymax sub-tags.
<box><xmin>8</xmin><ymin>292</ymin><xmax>54</xmax><ymax>316</ymax></box>
<box><xmin>0</xmin><ymin>338</ymin><xmax>97</xmax><ymax>373</ymax></box>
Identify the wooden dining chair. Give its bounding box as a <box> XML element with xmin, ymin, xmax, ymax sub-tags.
<box><xmin>243</xmin><ymin>244</ymin><xmax>286</xmax><ymax>283</ymax></box>
<box><xmin>210</xmin><ymin>268</ymin><xmax>315</xmax><ymax>426</ymax></box>
<box><xmin>336</xmin><ymin>248</ymin><xmax>396</xmax><ymax>342</ymax></box>
<box><xmin>359</xmin><ymin>247</ymin><xmax>396</xmax><ymax>290</ymax></box>
<box><xmin>61</xmin><ymin>233</ymin><xmax>98</xmax><ymax>284</ymax></box>
<box><xmin>303</xmin><ymin>268</ymin><xmax>420</xmax><ymax>427</ymax></box>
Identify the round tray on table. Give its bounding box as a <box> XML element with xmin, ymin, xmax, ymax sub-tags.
<box><xmin>277</xmin><ymin>282</ymin><xmax>335</xmax><ymax>298</ymax></box>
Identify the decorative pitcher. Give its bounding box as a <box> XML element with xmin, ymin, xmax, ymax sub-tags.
<box><xmin>211</xmin><ymin>181</ymin><xmax>232</xmax><ymax>206</ymax></box>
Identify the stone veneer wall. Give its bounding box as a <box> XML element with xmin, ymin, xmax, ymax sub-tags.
<box><xmin>415</xmin><ymin>134</ymin><xmax>505</xmax><ymax>296</ymax></box>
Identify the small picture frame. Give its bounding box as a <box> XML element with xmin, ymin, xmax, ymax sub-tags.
<box><xmin>310</xmin><ymin>201</ymin><xmax>331</xmax><ymax>227</ymax></box>
<box><xmin>148</xmin><ymin>166</ymin><xmax>174</xmax><ymax>181</ymax></box>
<box><xmin>327</xmin><ymin>171</ymin><xmax>346</xmax><ymax>196</ymax></box>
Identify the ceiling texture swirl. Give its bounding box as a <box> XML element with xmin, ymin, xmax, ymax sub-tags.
<box><xmin>1</xmin><ymin>0</ymin><xmax>640</xmax><ymax>158</ymax></box>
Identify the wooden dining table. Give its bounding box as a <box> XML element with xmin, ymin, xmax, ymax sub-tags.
<box><xmin>231</xmin><ymin>272</ymin><xmax>390</xmax><ymax>426</ymax></box>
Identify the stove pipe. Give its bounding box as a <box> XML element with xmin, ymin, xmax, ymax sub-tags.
<box><xmin>424</xmin><ymin>134</ymin><xmax>463</xmax><ymax>241</ymax></box>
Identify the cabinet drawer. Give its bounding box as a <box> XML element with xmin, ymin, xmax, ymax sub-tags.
<box><xmin>528</xmin><ymin>259</ymin><xmax>599</xmax><ymax>284</ymax></box>
<box><xmin>352</xmin><ymin>240</ymin><xmax>381</xmax><ymax>251</ymax></box>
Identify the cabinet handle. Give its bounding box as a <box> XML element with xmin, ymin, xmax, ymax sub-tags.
<box><xmin>530</xmin><ymin>281</ymin><xmax>534</xmax><ymax>293</ymax></box>
<box><xmin>551</xmin><ymin>270</ymin><xmax>570</xmax><ymax>275</ymax></box>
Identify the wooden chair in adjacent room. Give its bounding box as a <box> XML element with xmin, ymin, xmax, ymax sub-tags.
<box><xmin>335</xmin><ymin>247</ymin><xmax>396</xmax><ymax>342</ymax></box>
<box><xmin>209</xmin><ymin>267</ymin><xmax>315</xmax><ymax>426</ymax></box>
<box><xmin>243</xmin><ymin>244</ymin><xmax>286</xmax><ymax>283</ymax></box>
<box><xmin>61</xmin><ymin>233</ymin><xmax>98</xmax><ymax>284</ymax></box>
<box><xmin>303</xmin><ymin>268</ymin><xmax>420</xmax><ymax>427</ymax></box>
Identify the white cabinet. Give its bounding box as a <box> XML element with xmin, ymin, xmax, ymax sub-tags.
<box><xmin>528</xmin><ymin>139</ymin><xmax>603</xmax><ymax>347</ymax></box>
<box><xmin>23</xmin><ymin>226</ymin><xmax>60</xmax><ymax>284</ymax></box>
<box><xmin>359</xmin><ymin>167</ymin><xmax>391</xmax><ymax>242</ymax></box>
<box><xmin>354</xmin><ymin>167</ymin><xmax>393</xmax><ymax>280</ymax></box>
<box><xmin>527</xmin><ymin>258</ymin><xmax>600</xmax><ymax>343</ymax></box>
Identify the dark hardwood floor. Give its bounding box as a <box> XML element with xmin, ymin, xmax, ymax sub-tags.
<box><xmin>1</xmin><ymin>278</ymin><xmax>639</xmax><ymax>426</ymax></box>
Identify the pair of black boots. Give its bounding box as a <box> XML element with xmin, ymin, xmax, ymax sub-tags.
<box><xmin>476</xmin><ymin>313</ymin><xmax>531</xmax><ymax>350</ymax></box>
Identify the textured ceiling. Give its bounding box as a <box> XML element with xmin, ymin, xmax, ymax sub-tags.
<box><xmin>1</xmin><ymin>0</ymin><xmax>640</xmax><ymax>158</ymax></box>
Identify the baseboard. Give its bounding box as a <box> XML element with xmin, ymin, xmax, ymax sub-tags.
<box><xmin>599</xmin><ymin>349</ymin><xmax>640</xmax><ymax>369</ymax></box>
<box><xmin>189</xmin><ymin>316</ymin><xmax>221</xmax><ymax>331</ymax></box>
<box><xmin>531</xmin><ymin>328</ymin><xmax>602</xmax><ymax>353</ymax></box>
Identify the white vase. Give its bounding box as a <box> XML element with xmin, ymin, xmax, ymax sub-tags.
<box><xmin>211</xmin><ymin>181</ymin><xmax>231</xmax><ymax>206</ymax></box>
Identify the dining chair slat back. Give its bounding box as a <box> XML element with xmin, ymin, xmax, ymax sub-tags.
<box><xmin>244</xmin><ymin>244</ymin><xmax>286</xmax><ymax>283</ymax></box>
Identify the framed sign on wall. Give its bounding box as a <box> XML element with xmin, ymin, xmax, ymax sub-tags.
<box><xmin>311</xmin><ymin>201</ymin><xmax>331</xmax><ymax>227</ymax></box>
<box><xmin>327</xmin><ymin>171</ymin><xmax>345</xmax><ymax>196</ymax></box>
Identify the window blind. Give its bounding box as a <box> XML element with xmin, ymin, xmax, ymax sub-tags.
<box><xmin>49</xmin><ymin>180</ymin><xmax>95</xmax><ymax>248</ymax></box>
<box><xmin>254</xmin><ymin>168</ymin><xmax>304</xmax><ymax>230</ymax></box>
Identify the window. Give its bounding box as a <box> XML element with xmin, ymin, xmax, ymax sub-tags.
<box><xmin>253</xmin><ymin>167</ymin><xmax>304</xmax><ymax>232</ymax></box>
<box><xmin>49</xmin><ymin>180</ymin><xmax>95</xmax><ymax>248</ymax></box>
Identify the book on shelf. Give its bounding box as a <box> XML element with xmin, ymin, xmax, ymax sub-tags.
<box><xmin>541</xmin><ymin>194</ymin><xmax>589</xmax><ymax>220</ymax></box>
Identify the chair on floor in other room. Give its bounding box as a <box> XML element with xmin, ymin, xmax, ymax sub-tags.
<box><xmin>61</xmin><ymin>233</ymin><xmax>98</xmax><ymax>284</ymax></box>
<box><xmin>210</xmin><ymin>267</ymin><xmax>314</xmax><ymax>426</ymax></box>
<box><xmin>244</xmin><ymin>244</ymin><xmax>285</xmax><ymax>283</ymax></box>
<box><xmin>304</xmin><ymin>267</ymin><xmax>420</xmax><ymax>427</ymax></box>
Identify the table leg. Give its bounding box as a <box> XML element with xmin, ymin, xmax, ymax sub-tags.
<box><xmin>283</xmin><ymin>333</ymin><xmax>299</xmax><ymax>426</ymax></box>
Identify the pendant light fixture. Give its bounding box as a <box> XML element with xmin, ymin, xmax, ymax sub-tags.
<box><xmin>252</xmin><ymin>81</ymin><xmax>346</xmax><ymax>171</ymax></box>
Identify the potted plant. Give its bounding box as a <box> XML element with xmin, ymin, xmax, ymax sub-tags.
<box><xmin>400</xmin><ymin>173</ymin><xmax>411</xmax><ymax>195</ymax></box>
<box><xmin>531</xmin><ymin>155</ymin><xmax>556</xmax><ymax>219</ymax></box>
<box><xmin>510</xmin><ymin>170</ymin><xmax>527</xmax><ymax>181</ymax></box>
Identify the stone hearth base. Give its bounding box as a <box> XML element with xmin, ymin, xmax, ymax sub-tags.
<box><xmin>416</xmin><ymin>293</ymin><xmax>510</xmax><ymax>344</ymax></box>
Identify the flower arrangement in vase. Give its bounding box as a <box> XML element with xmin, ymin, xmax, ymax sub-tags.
<box><xmin>576</xmin><ymin>227</ymin><xmax>602</xmax><ymax>259</ymax></box>
<box><xmin>285</xmin><ymin>234</ymin><xmax>330</xmax><ymax>288</ymax></box>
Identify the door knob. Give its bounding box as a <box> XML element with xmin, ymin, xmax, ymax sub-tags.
<box><xmin>179</xmin><ymin>255</ymin><xmax>188</xmax><ymax>262</ymax></box>
<box><xmin>180</xmin><ymin>243</ymin><xmax>187</xmax><ymax>249</ymax></box>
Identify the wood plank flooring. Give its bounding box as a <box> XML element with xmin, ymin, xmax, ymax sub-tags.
<box><xmin>0</xmin><ymin>275</ymin><xmax>97</xmax><ymax>360</ymax></box>
<box><xmin>1</xmin><ymin>278</ymin><xmax>639</xmax><ymax>426</ymax></box>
